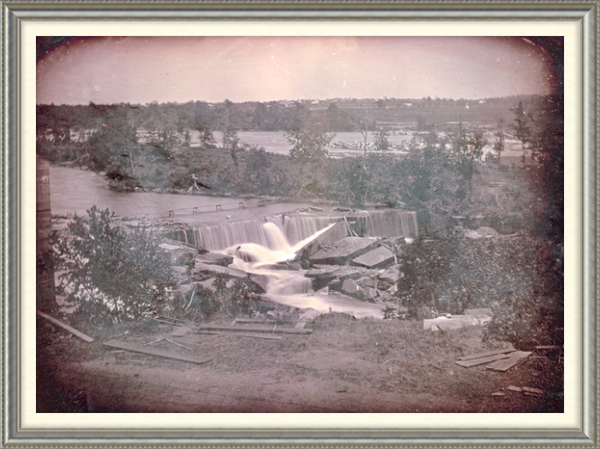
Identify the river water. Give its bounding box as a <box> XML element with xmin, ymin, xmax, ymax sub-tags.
<box><xmin>49</xmin><ymin>165</ymin><xmax>315</xmax><ymax>225</ymax></box>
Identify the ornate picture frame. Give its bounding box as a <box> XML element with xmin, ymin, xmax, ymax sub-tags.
<box><xmin>3</xmin><ymin>1</ymin><xmax>597</xmax><ymax>446</ymax></box>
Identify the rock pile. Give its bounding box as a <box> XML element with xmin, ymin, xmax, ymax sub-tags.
<box><xmin>160</xmin><ymin>220</ymin><xmax>409</xmax><ymax>314</ymax></box>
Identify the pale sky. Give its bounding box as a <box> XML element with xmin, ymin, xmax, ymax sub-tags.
<box><xmin>37</xmin><ymin>36</ymin><xmax>558</xmax><ymax>105</ymax></box>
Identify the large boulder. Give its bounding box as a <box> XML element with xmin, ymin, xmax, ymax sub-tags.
<box><xmin>305</xmin><ymin>266</ymin><xmax>340</xmax><ymax>291</ymax></box>
<box><xmin>378</xmin><ymin>265</ymin><xmax>402</xmax><ymax>284</ymax></box>
<box><xmin>159</xmin><ymin>240</ymin><xmax>199</xmax><ymax>266</ymax></box>
<box><xmin>331</xmin><ymin>266</ymin><xmax>365</xmax><ymax>281</ymax></box>
<box><xmin>308</xmin><ymin>237</ymin><xmax>379</xmax><ymax>265</ymax></box>
<box><xmin>340</xmin><ymin>278</ymin><xmax>376</xmax><ymax>303</ymax></box>
<box><xmin>248</xmin><ymin>273</ymin><xmax>269</xmax><ymax>293</ymax></box>
<box><xmin>351</xmin><ymin>246</ymin><xmax>395</xmax><ymax>269</ymax></box>
<box><xmin>294</xmin><ymin>221</ymin><xmax>349</xmax><ymax>261</ymax></box>
<box><xmin>194</xmin><ymin>252</ymin><xmax>234</xmax><ymax>267</ymax></box>
<box><xmin>191</xmin><ymin>262</ymin><xmax>247</xmax><ymax>280</ymax></box>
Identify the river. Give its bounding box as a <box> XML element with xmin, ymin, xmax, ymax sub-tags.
<box><xmin>49</xmin><ymin>165</ymin><xmax>385</xmax><ymax>319</ymax></box>
<box><xmin>49</xmin><ymin>165</ymin><xmax>316</xmax><ymax>225</ymax></box>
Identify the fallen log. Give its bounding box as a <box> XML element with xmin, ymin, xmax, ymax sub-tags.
<box><xmin>37</xmin><ymin>310</ymin><xmax>94</xmax><ymax>343</ymax></box>
<box><xmin>103</xmin><ymin>340</ymin><xmax>212</xmax><ymax>365</ymax></box>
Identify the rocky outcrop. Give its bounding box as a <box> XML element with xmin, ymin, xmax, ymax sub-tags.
<box><xmin>194</xmin><ymin>252</ymin><xmax>234</xmax><ymax>267</ymax></box>
<box><xmin>293</xmin><ymin>221</ymin><xmax>349</xmax><ymax>261</ymax></box>
<box><xmin>351</xmin><ymin>246</ymin><xmax>395</xmax><ymax>269</ymax></box>
<box><xmin>159</xmin><ymin>240</ymin><xmax>199</xmax><ymax>266</ymax></box>
<box><xmin>308</xmin><ymin>237</ymin><xmax>379</xmax><ymax>265</ymax></box>
<box><xmin>192</xmin><ymin>262</ymin><xmax>247</xmax><ymax>279</ymax></box>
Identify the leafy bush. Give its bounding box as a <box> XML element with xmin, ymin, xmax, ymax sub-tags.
<box><xmin>53</xmin><ymin>206</ymin><xmax>177</xmax><ymax>324</ymax></box>
<box><xmin>397</xmin><ymin>234</ymin><xmax>563</xmax><ymax>348</ymax></box>
<box><xmin>186</xmin><ymin>274</ymin><xmax>262</xmax><ymax>321</ymax></box>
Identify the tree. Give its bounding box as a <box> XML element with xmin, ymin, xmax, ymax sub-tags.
<box><xmin>287</xmin><ymin>105</ymin><xmax>334</xmax><ymax>166</ymax></box>
<box><xmin>374</xmin><ymin>125</ymin><xmax>391</xmax><ymax>154</ymax></box>
<box><xmin>88</xmin><ymin>106</ymin><xmax>138</xmax><ymax>174</ymax></box>
<box><xmin>448</xmin><ymin>124</ymin><xmax>486</xmax><ymax>195</ymax></box>
<box><xmin>216</xmin><ymin>100</ymin><xmax>240</xmax><ymax>168</ymax></box>
<box><xmin>192</xmin><ymin>111</ymin><xmax>216</xmax><ymax>148</ymax></box>
<box><xmin>286</xmin><ymin>104</ymin><xmax>335</xmax><ymax>197</ymax></box>
<box><xmin>510</xmin><ymin>101</ymin><xmax>532</xmax><ymax>149</ymax></box>
<box><xmin>493</xmin><ymin>119</ymin><xmax>505</xmax><ymax>156</ymax></box>
<box><xmin>349</xmin><ymin>109</ymin><xmax>375</xmax><ymax>159</ymax></box>
<box><xmin>53</xmin><ymin>207</ymin><xmax>177</xmax><ymax>324</ymax></box>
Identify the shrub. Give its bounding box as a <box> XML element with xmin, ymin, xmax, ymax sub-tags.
<box><xmin>186</xmin><ymin>274</ymin><xmax>263</xmax><ymax>321</ymax></box>
<box><xmin>53</xmin><ymin>206</ymin><xmax>177</xmax><ymax>324</ymax></box>
<box><xmin>397</xmin><ymin>234</ymin><xmax>563</xmax><ymax>348</ymax></box>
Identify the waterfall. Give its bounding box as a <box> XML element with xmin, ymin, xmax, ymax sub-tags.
<box><xmin>183</xmin><ymin>210</ymin><xmax>418</xmax><ymax>251</ymax></box>
<box><xmin>364</xmin><ymin>210</ymin><xmax>418</xmax><ymax>238</ymax></box>
<box><xmin>191</xmin><ymin>219</ymin><xmax>271</xmax><ymax>251</ymax></box>
<box><xmin>266</xmin><ymin>214</ymin><xmax>341</xmax><ymax>246</ymax></box>
<box><xmin>224</xmin><ymin>221</ymin><xmax>384</xmax><ymax>319</ymax></box>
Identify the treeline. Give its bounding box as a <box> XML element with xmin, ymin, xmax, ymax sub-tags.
<box><xmin>37</xmin><ymin>95</ymin><xmax>563</xmax><ymax>240</ymax></box>
<box><xmin>37</xmin><ymin>94</ymin><xmax>545</xmax><ymax>138</ymax></box>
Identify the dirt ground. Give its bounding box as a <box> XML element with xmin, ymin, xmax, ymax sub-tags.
<box><xmin>37</xmin><ymin>313</ymin><xmax>563</xmax><ymax>413</ymax></box>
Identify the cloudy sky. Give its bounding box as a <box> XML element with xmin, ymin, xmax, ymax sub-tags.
<box><xmin>37</xmin><ymin>36</ymin><xmax>558</xmax><ymax>105</ymax></box>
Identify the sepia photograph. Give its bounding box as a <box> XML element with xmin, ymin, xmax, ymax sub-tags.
<box><xmin>36</xmin><ymin>36</ymin><xmax>564</xmax><ymax>414</ymax></box>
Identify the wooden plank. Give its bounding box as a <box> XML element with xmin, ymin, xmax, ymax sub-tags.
<box><xmin>194</xmin><ymin>324</ymin><xmax>312</xmax><ymax>335</ymax></box>
<box><xmin>234</xmin><ymin>318</ymin><xmax>303</xmax><ymax>325</ymax></box>
<box><xmin>233</xmin><ymin>333</ymin><xmax>283</xmax><ymax>340</ymax></box>
<box><xmin>455</xmin><ymin>353</ymin><xmax>510</xmax><ymax>367</ymax></box>
<box><xmin>457</xmin><ymin>345</ymin><xmax>515</xmax><ymax>361</ymax></box>
<box><xmin>37</xmin><ymin>310</ymin><xmax>94</xmax><ymax>343</ymax></box>
<box><xmin>485</xmin><ymin>351</ymin><xmax>532</xmax><ymax>371</ymax></box>
<box><xmin>171</xmin><ymin>326</ymin><xmax>191</xmax><ymax>337</ymax></box>
<box><xmin>522</xmin><ymin>386</ymin><xmax>546</xmax><ymax>395</ymax></box>
<box><xmin>103</xmin><ymin>340</ymin><xmax>212</xmax><ymax>365</ymax></box>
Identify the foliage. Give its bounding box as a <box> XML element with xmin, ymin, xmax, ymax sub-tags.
<box><xmin>87</xmin><ymin>107</ymin><xmax>139</xmax><ymax>173</ymax></box>
<box><xmin>510</xmin><ymin>101</ymin><xmax>532</xmax><ymax>149</ymax></box>
<box><xmin>374</xmin><ymin>125</ymin><xmax>391</xmax><ymax>154</ymax></box>
<box><xmin>398</xmin><ymin>234</ymin><xmax>563</xmax><ymax>348</ymax></box>
<box><xmin>287</xmin><ymin>105</ymin><xmax>335</xmax><ymax>166</ymax></box>
<box><xmin>53</xmin><ymin>206</ymin><xmax>177</xmax><ymax>324</ymax></box>
<box><xmin>187</xmin><ymin>274</ymin><xmax>263</xmax><ymax>321</ymax></box>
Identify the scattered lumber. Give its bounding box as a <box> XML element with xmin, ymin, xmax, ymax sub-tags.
<box><xmin>233</xmin><ymin>333</ymin><xmax>283</xmax><ymax>340</ymax></box>
<box><xmin>37</xmin><ymin>310</ymin><xmax>94</xmax><ymax>343</ymax></box>
<box><xmin>103</xmin><ymin>340</ymin><xmax>212</xmax><ymax>365</ymax></box>
<box><xmin>485</xmin><ymin>351</ymin><xmax>532</xmax><ymax>371</ymax></box>
<box><xmin>194</xmin><ymin>324</ymin><xmax>312</xmax><ymax>335</ymax></box>
<box><xmin>535</xmin><ymin>345</ymin><xmax>562</xmax><ymax>350</ymax></box>
<box><xmin>522</xmin><ymin>386</ymin><xmax>546</xmax><ymax>395</ymax></box>
<box><xmin>455</xmin><ymin>353</ymin><xmax>510</xmax><ymax>368</ymax></box>
<box><xmin>507</xmin><ymin>385</ymin><xmax>522</xmax><ymax>392</ymax></box>
<box><xmin>232</xmin><ymin>318</ymin><xmax>302</xmax><ymax>325</ymax></box>
<box><xmin>456</xmin><ymin>345</ymin><xmax>515</xmax><ymax>361</ymax></box>
<box><xmin>171</xmin><ymin>326</ymin><xmax>192</xmax><ymax>337</ymax></box>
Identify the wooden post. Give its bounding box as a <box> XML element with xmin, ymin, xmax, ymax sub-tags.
<box><xmin>36</xmin><ymin>155</ymin><xmax>56</xmax><ymax>312</ymax></box>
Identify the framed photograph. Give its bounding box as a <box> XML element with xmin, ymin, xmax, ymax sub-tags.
<box><xmin>3</xmin><ymin>0</ymin><xmax>597</xmax><ymax>446</ymax></box>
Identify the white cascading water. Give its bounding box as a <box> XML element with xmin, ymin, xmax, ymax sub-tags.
<box><xmin>188</xmin><ymin>210</ymin><xmax>418</xmax><ymax>252</ymax></box>
<box><xmin>222</xmin><ymin>221</ymin><xmax>385</xmax><ymax>319</ymax></box>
